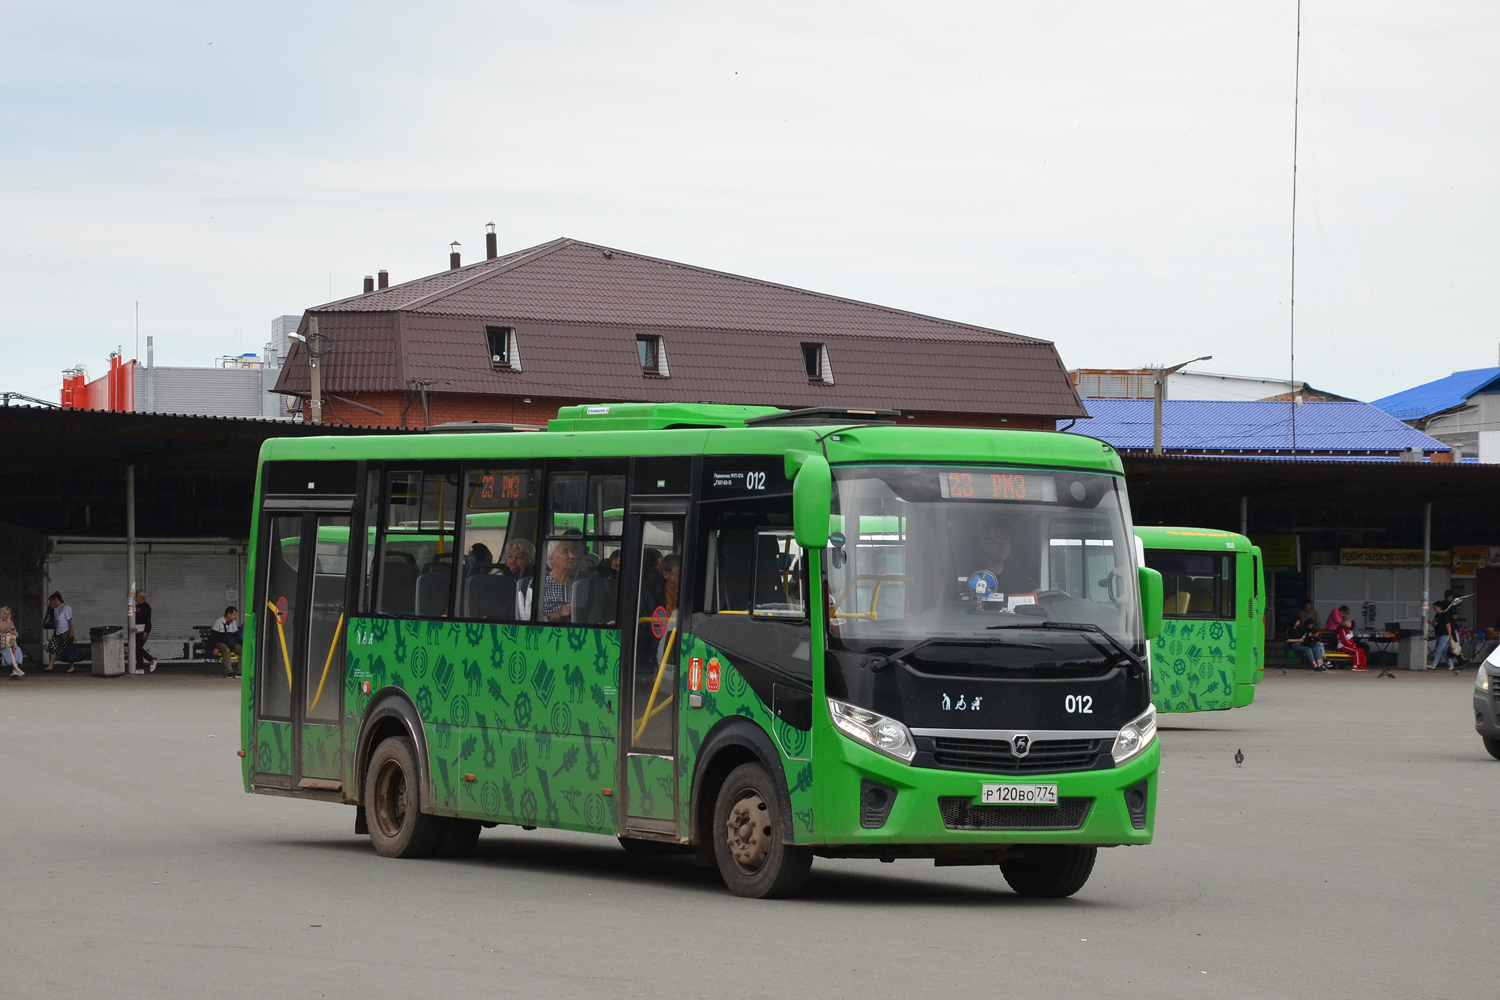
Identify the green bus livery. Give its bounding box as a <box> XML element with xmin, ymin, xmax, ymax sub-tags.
<box><xmin>1137</xmin><ymin>526</ymin><xmax>1265</xmax><ymax>713</ymax></box>
<box><xmin>242</xmin><ymin>404</ymin><xmax>1164</xmax><ymax>898</ymax></box>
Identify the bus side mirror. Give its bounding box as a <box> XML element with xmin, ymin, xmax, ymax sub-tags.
<box><xmin>789</xmin><ymin>452</ymin><xmax>831</xmax><ymax>549</ymax></box>
<box><xmin>1139</xmin><ymin>566</ymin><xmax>1163</xmax><ymax>641</ymax></box>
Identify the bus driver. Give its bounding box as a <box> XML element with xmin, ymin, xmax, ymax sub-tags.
<box><xmin>966</xmin><ymin>519</ymin><xmax>1037</xmax><ymax>596</ymax></box>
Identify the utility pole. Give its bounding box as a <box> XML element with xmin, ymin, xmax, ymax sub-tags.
<box><xmin>290</xmin><ymin>320</ymin><xmax>331</xmax><ymax>425</ymax></box>
<box><xmin>126</xmin><ymin>465</ymin><xmax>138</xmax><ymax>675</ymax></box>
<box><xmin>1152</xmin><ymin>355</ymin><xmax>1212</xmax><ymax>456</ymax></box>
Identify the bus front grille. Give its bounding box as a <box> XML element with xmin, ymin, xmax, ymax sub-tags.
<box><xmin>938</xmin><ymin>797</ymin><xmax>1092</xmax><ymax>831</ymax></box>
<box><xmin>929</xmin><ymin>737</ymin><xmax>1105</xmax><ymax>775</ymax></box>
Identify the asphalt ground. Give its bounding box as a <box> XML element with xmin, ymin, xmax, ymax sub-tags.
<box><xmin>1</xmin><ymin>667</ymin><xmax>1495</xmax><ymax>1000</ymax></box>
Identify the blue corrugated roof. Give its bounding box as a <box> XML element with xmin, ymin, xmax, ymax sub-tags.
<box><xmin>1372</xmin><ymin>367</ymin><xmax>1500</xmax><ymax>421</ymax></box>
<box><xmin>1071</xmin><ymin>399</ymin><xmax>1450</xmax><ymax>454</ymax></box>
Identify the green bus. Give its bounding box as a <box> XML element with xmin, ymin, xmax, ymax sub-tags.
<box><xmin>1136</xmin><ymin>526</ymin><xmax>1265</xmax><ymax>713</ymax></box>
<box><xmin>241</xmin><ymin>404</ymin><xmax>1164</xmax><ymax>898</ymax></box>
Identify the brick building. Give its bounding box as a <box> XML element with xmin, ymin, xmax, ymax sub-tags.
<box><xmin>272</xmin><ymin>235</ymin><xmax>1087</xmax><ymax>429</ymax></box>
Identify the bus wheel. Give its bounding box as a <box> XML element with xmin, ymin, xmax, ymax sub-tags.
<box><xmin>712</xmin><ymin>763</ymin><xmax>812</xmax><ymax>899</ymax></box>
<box><xmin>434</xmin><ymin>819</ymin><xmax>483</xmax><ymax>858</ymax></box>
<box><xmin>1484</xmin><ymin>737</ymin><xmax>1500</xmax><ymax>761</ymax></box>
<box><xmin>366</xmin><ymin>736</ymin><xmax>444</xmax><ymax>859</ymax></box>
<box><xmin>1000</xmin><ymin>846</ymin><xmax>1097</xmax><ymax>898</ymax></box>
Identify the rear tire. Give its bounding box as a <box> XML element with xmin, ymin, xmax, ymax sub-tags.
<box><xmin>434</xmin><ymin>819</ymin><xmax>483</xmax><ymax>858</ymax></box>
<box><xmin>711</xmin><ymin>763</ymin><xmax>812</xmax><ymax>898</ymax></box>
<box><xmin>1484</xmin><ymin>737</ymin><xmax>1500</xmax><ymax>761</ymax></box>
<box><xmin>365</xmin><ymin>736</ymin><xmax>444</xmax><ymax>858</ymax></box>
<box><xmin>1000</xmin><ymin>846</ymin><xmax>1097</xmax><ymax>898</ymax></box>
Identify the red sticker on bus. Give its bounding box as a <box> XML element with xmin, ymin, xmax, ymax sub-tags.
<box><xmin>651</xmin><ymin>606</ymin><xmax>669</xmax><ymax>638</ymax></box>
<box><xmin>706</xmin><ymin>658</ymin><xmax>721</xmax><ymax>693</ymax></box>
<box><xmin>689</xmin><ymin>658</ymin><xmax>703</xmax><ymax>692</ymax></box>
<box><xmin>275</xmin><ymin>596</ymin><xmax>289</xmax><ymax>624</ymax></box>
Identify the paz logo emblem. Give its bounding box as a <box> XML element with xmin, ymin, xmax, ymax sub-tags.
<box><xmin>1012</xmin><ymin>734</ymin><xmax>1031</xmax><ymax>757</ymax></box>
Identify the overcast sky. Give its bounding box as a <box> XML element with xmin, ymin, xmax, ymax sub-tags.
<box><xmin>2</xmin><ymin>1</ymin><xmax>1496</xmax><ymax>403</ymax></box>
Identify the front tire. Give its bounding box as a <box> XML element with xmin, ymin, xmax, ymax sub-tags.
<box><xmin>1484</xmin><ymin>737</ymin><xmax>1500</xmax><ymax>761</ymax></box>
<box><xmin>366</xmin><ymin>736</ymin><xmax>444</xmax><ymax>858</ymax></box>
<box><xmin>1000</xmin><ymin>846</ymin><xmax>1097</xmax><ymax>898</ymax></box>
<box><xmin>711</xmin><ymin>763</ymin><xmax>812</xmax><ymax>899</ymax></box>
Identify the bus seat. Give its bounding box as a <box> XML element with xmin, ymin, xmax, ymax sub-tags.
<box><xmin>571</xmin><ymin>576</ymin><xmax>617</xmax><ymax>625</ymax></box>
<box><xmin>379</xmin><ymin>558</ymin><xmax>419</xmax><ymax>615</ymax></box>
<box><xmin>1173</xmin><ymin>592</ymin><xmax>1192</xmax><ymax>614</ymax></box>
<box><xmin>415</xmin><ymin>568</ymin><xmax>451</xmax><ymax>617</ymax></box>
<box><xmin>464</xmin><ymin>573</ymin><xmax>516</xmax><ymax>621</ymax></box>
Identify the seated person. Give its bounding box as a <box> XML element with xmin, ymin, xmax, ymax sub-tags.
<box><xmin>506</xmin><ymin>539</ymin><xmax>536</xmax><ymax>617</ymax></box>
<box><xmin>540</xmin><ymin>532</ymin><xmax>586</xmax><ymax>623</ymax></box>
<box><xmin>209</xmin><ymin>606</ymin><xmax>243</xmax><ymax>678</ymax></box>
<box><xmin>1325</xmin><ymin>605</ymin><xmax>1346</xmax><ymax>631</ymax></box>
<box><xmin>1332</xmin><ymin>608</ymin><xmax>1367</xmax><ymax>670</ymax></box>
<box><xmin>1287</xmin><ymin>600</ymin><xmax>1326</xmax><ymax>670</ymax></box>
<box><xmin>960</xmin><ymin>519</ymin><xmax>1037</xmax><ymax>598</ymax></box>
<box><xmin>467</xmin><ymin>542</ymin><xmax>495</xmax><ymax>575</ymax></box>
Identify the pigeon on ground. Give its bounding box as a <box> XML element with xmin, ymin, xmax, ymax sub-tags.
<box><xmin>1234</xmin><ymin>749</ymin><xmax>1244</xmax><ymax>767</ymax></box>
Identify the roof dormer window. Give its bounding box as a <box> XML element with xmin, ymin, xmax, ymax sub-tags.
<box><xmin>802</xmin><ymin>342</ymin><xmax>833</xmax><ymax>384</ymax></box>
<box><xmin>637</xmin><ymin>334</ymin><xmax>669</xmax><ymax>377</ymax></box>
<box><xmin>487</xmin><ymin>326</ymin><xmax>521</xmax><ymax>372</ymax></box>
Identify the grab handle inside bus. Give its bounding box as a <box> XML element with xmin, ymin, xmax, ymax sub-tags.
<box><xmin>788</xmin><ymin>451</ymin><xmax>831</xmax><ymax>549</ymax></box>
<box><xmin>1138</xmin><ymin>566</ymin><xmax>1163</xmax><ymax>641</ymax></box>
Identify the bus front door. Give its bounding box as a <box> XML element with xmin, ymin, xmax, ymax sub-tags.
<box><xmin>256</xmin><ymin>512</ymin><xmax>350</xmax><ymax>792</ymax></box>
<box><xmin>619</xmin><ymin>512</ymin><xmax>685</xmax><ymax>836</ymax></box>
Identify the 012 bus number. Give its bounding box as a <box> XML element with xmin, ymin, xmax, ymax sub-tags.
<box><xmin>746</xmin><ymin>471</ymin><xmax>766</xmax><ymax>490</ymax></box>
<box><xmin>1064</xmin><ymin>694</ymin><xmax>1093</xmax><ymax>714</ymax></box>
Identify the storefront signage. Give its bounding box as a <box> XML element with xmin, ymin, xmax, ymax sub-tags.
<box><xmin>1250</xmin><ymin>535</ymin><xmax>1299</xmax><ymax>570</ymax></box>
<box><xmin>1339</xmin><ymin>548</ymin><xmax>1451</xmax><ymax>568</ymax></box>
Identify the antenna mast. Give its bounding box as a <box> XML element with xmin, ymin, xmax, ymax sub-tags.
<box><xmin>1289</xmin><ymin>0</ymin><xmax>1302</xmax><ymax>459</ymax></box>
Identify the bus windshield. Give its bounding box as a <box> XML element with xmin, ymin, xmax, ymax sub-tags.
<box><xmin>826</xmin><ymin>465</ymin><xmax>1144</xmax><ymax>656</ymax></box>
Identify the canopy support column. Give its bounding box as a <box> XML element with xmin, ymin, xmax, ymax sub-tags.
<box><xmin>1421</xmin><ymin>501</ymin><xmax>1432</xmax><ymax>663</ymax></box>
<box><xmin>126</xmin><ymin>465</ymin><xmax>137</xmax><ymax>675</ymax></box>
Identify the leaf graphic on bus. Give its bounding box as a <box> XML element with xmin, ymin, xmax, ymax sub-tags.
<box><xmin>460</xmin><ymin>734</ymin><xmax>478</xmax><ymax>758</ymax></box>
<box><xmin>486</xmin><ymin>677</ymin><xmax>508</xmax><ymax>706</ymax></box>
<box><xmin>553</xmin><ymin>746</ymin><xmax>580</xmax><ymax>777</ymax></box>
<box><xmin>790</xmin><ymin>763</ymin><xmax>813</xmax><ymax>794</ymax></box>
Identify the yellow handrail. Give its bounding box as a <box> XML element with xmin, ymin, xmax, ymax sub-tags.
<box><xmin>634</xmin><ymin>626</ymin><xmax>676</xmax><ymax>742</ymax></box>
<box><xmin>307</xmin><ymin>612</ymin><xmax>345</xmax><ymax>714</ymax></box>
<box><xmin>830</xmin><ymin>574</ymin><xmax>914</xmax><ymax>620</ymax></box>
<box><xmin>266</xmin><ymin>600</ymin><xmax>293</xmax><ymax>690</ymax></box>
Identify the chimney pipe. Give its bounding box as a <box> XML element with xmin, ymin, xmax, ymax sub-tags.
<box><xmin>449</xmin><ymin>241</ymin><xmax>462</xmax><ymax>270</ymax></box>
<box><xmin>363</xmin><ymin>275</ymin><xmax>375</xmax><ymax>294</ymax></box>
<box><xmin>485</xmin><ymin>222</ymin><xmax>497</xmax><ymax>260</ymax></box>
<box><xmin>377</xmin><ymin>270</ymin><xmax>389</xmax><ymax>289</ymax></box>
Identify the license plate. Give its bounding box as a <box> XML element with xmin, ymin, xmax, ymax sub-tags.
<box><xmin>981</xmin><ymin>783</ymin><xmax>1058</xmax><ymax>805</ymax></box>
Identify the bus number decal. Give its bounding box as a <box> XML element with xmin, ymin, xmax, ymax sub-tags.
<box><xmin>747</xmin><ymin>471</ymin><xmax>766</xmax><ymax>490</ymax></box>
<box><xmin>1064</xmin><ymin>694</ymin><xmax>1093</xmax><ymax>714</ymax></box>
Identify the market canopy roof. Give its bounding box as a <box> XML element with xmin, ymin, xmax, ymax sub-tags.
<box><xmin>1371</xmin><ymin>367</ymin><xmax>1500</xmax><ymax>422</ymax></box>
<box><xmin>1073</xmin><ymin>399</ymin><xmax>1450</xmax><ymax>458</ymax></box>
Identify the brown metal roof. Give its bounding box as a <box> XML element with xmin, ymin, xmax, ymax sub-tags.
<box><xmin>277</xmin><ymin>238</ymin><xmax>1087</xmax><ymax>419</ymax></box>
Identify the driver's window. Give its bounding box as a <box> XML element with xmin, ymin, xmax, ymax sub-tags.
<box><xmin>1046</xmin><ymin>520</ymin><xmax>1119</xmax><ymax>602</ymax></box>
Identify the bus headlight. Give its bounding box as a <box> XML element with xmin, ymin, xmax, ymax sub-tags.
<box><xmin>1478</xmin><ymin>668</ymin><xmax>1492</xmax><ymax>692</ymax></box>
<box><xmin>828</xmin><ymin>698</ymin><xmax>917</xmax><ymax>763</ymax></box>
<box><xmin>1111</xmin><ymin>704</ymin><xmax>1157</xmax><ymax>765</ymax></box>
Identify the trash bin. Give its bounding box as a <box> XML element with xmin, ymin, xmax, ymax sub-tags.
<box><xmin>1397</xmin><ymin>635</ymin><xmax>1427</xmax><ymax>672</ymax></box>
<box><xmin>90</xmin><ymin>625</ymin><xmax>125</xmax><ymax>677</ymax></box>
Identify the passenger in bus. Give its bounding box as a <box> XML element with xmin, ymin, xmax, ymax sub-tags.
<box><xmin>506</xmin><ymin>539</ymin><xmax>536</xmax><ymax>618</ymax></box>
<box><xmin>542</xmin><ymin>533</ymin><xmax>586</xmax><ymax>622</ymax></box>
<box><xmin>964</xmin><ymin>519</ymin><xmax>1037</xmax><ymax>595</ymax></box>
<box><xmin>467</xmin><ymin>542</ymin><xmax>495</xmax><ymax>575</ymax></box>
<box><xmin>209</xmin><ymin>607</ymin><xmax>242</xmax><ymax>678</ymax></box>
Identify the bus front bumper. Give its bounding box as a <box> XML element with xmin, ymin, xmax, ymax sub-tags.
<box><xmin>811</xmin><ymin>733</ymin><xmax>1159</xmax><ymax>850</ymax></box>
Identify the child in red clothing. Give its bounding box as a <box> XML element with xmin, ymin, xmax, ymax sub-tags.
<box><xmin>1334</xmin><ymin>608</ymin><xmax>1368</xmax><ymax>670</ymax></box>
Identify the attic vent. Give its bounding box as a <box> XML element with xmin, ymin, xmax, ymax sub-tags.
<box><xmin>637</xmin><ymin>334</ymin><xmax>669</xmax><ymax>377</ymax></box>
<box><xmin>486</xmin><ymin>326</ymin><xmax>521</xmax><ymax>372</ymax></box>
<box><xmin>802</xmin><ymin>342</ymin><xmax>833</xmax><ymax>384</ymax></box>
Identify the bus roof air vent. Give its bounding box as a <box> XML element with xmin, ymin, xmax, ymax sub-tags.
<box><xmin>743</xmin><ymin>406</ymin><xmax>900</xmax><ymax>427</ymax></box>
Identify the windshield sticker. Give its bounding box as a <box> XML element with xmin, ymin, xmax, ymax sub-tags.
<box><xmin>968</xmin><ymin>571</ymin><xmax>998</xmax><ymax>598</ymax></box>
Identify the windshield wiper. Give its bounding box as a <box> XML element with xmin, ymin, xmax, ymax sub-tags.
<box><xmin>868</xmin><ymin>635</ymin><xmax>1052</xmax><ymax>672</ymax></box>
<box><xmin>985</xmin><ymin>620</ymin><xmax>1141</xmax><ymax>665</ymax></box>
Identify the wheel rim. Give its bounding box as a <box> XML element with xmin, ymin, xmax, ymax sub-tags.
<box><xmin>373</xmin><ymin>757</ymin><xmax>409</xmax><ymax>839</ymax></box>
<box><xmin>725</xmin><ymin>789</ymin><xmax>772</xmax><ymax>874</ymax></box>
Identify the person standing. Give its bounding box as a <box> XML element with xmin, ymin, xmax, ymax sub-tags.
<box><xmin>44</xmin><ymin>592</ymin><xmax>76</xmax><ymax>672</ymax></box>
<box><xmin>1430</xmin><ymin>590</ymin><xmax>1457</xmax><ymax>671</ymax></box>
<box><xmin>208</xmin><ymin>606</ymin><xmax>242</xmax><ymax>678</ymax></box>
<box><xmin>133</xmin><ymin>590</ymin><xmax>157</xmax><ymax>673</ymax></box>
<box><xmin>1</xmin><ymin>606</ymin><xmax>23</xmax><ymax>678</ymax></box>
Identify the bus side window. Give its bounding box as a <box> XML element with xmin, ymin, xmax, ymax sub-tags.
<box><xmin>375</xmin><ymin>469</ymin><xmax>458</xmax><ymax>617</ymax></box>
<box><xmin>456</xmin><ymin>467</ymin><xmax>541</xmax><ymax>622</ymax></box>
<box><xmin>540</xmin><ymin>464</ymin><xmax>626</xmax><ymax>625</ymax></box>
<box><xmin>753</xmin><ymin>530</ymin><xmax>806</xmax><ymax>618</ymax></box>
